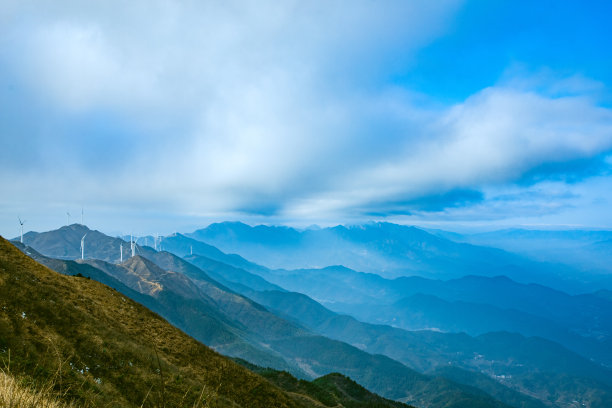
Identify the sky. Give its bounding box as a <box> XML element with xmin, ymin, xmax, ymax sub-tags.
<box><xmin>2</xmin><ymin>0</ymin><xmax>612</xmax><ymax>237</ymax></box>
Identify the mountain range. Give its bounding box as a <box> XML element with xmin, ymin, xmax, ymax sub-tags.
<box><xmin>156</xmin><ymin>231</ymin><xmax>612</xmax><ymax>366</ymax></box>
<box><xmin>14</xmin><ymin>224</ymin><xmax>514</xmax><ymax>408</ymax></box>
<box><xmin>451</xmin><ymin>229</ymin><xmax>612</xmax><ymax>278</ymax></box>
<box><xmin>9</xmin><ymin>222</ymin><xmax>612</xmax><ymax>407</ymax></box>
<box><xmin>187</xmin><ymin>221</ymin><xmax>608</xmax><ymax>293</ymax></box>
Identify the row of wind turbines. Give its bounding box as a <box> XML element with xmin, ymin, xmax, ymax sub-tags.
<box><xmin>117</xmin><ymin>233</ymin><xmax>164</xmax><ymax>263</ymax></box>
<box><xmin>81</xmin><ymin>232</ymin><xmax>164</xmax><ymax>262</ymax></box>
<box><xmin>18</xmin><ymin>212</ymin><xmax>167</xmax><ymax>262</ymax></box>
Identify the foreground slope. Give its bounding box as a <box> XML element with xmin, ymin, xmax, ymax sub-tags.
<box><xmin>0</xmin><ymin>236</ymin><xmax>317</xmax><ymax>408</ymax></box>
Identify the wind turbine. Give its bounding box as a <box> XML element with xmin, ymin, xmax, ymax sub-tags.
<box><xmin>18</xmin><ymin>217</ymin><xmax>25</xmax><ymax>244</ymax></box>
<box><xmin>66</xmin><ymin>212</ymin><xmax>71</xmax><ymax>226</ymax></box>
<box><xmin>131</xmin><ymin>234</ymin><xmax>136</xmax><ymax>257</ymax></box>
<box><xmin>120</xmin><ymin>243</ymin><xmax>123</xmax><ymax>263</ymax></box>
<box><xmin>80</xmin><ymin>233</ymin><xmax>87</xmax><ymax>260</ymax></box>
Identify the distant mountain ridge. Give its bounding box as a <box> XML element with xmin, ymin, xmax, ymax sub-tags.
<box><xmin>187</xmin><ymin>221</ymin><xmax>594</xmax><ymax>292</ymax></box>
<box><xmin>229</xmin><ymin>259</ymin><xmax>612</xmax><ymax>364</ymax></box>
<box><xmin>444</xmin><ymin>228</ymin><xmax>612</xmax><ymax>288</ymax></box>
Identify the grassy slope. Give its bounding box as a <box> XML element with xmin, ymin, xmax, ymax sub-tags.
<box><xmin>0</xmin><ymin>236</ymin><xmax>309</xmax><ymax>408</ymax></box>
<box><xmin>17</xmin><ymin>243</ymin><xmax>296</xmax><ymax>374</ymax></box>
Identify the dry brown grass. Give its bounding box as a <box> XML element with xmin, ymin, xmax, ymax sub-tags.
<box><xmin>0</xmin><ymin>369</ymin><xmax>79</xmax><ymax>408</ymax></box>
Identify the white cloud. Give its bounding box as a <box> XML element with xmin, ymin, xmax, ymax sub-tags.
<box><xmin>2</xmin><ymin>0</ymin><xmax>612</xmax><ymax>234</ymax></box>
<box><xmin>278</xmin><ymin>85</ymin><xmax>612</xmax><ymax>220</ymax></box>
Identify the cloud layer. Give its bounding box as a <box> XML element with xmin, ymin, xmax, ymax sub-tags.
<box><xmin>1</xmin><ymin>0</ymin><xmax>612</xmax><ymax>234</ymax></box>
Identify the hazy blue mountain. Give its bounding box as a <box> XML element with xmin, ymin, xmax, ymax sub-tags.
<box><xmin>162</xmin><ymin>232</ymin><xmax>270</xmax><ymax>273</ymax></box>
<box><xmin>247</xmin><ymin>288</ymin><xmax>612</xmax><ymax>408</ymax></box>
<box><xmin>188</xmin><ymin>221</ymin><xmax>595</xmax><ymax>292</ymax></box>
<box><xmin>362</xmin><ymin>294</ymin><xmax>611</xmax><ymax>365</ymax></box>
<box><xmin>184</xmin><ymin>253</ymin><xmax>285</xmax><ymax>292</ymax></box>
<box><xmin>157</xmin><ymin>228</ymin><xmax>612</xmax><ymax>367</ymax></box>
<box><xmin>253</xmin><ymin>266</ymin><xmax>611</xmax><ymax>350</ymax></box>
<box><xmin>246</xmin><ymin>261</ymin><xmax>611</xmax><ymax>357</ymax></box>
<box><xmin>187</xmin><ymin>222</ymin><xmax>525</xmax><ymax>278</ymax></box>
<box><xmin>170</xmin><ymin>245</ymin><xmax>612</xmax><ymax>408</ymax></box>
<box><xmin>249</xmin><ymin>289</ymin><xmax>612</xmax><ymax>382</ymax></box>
<box><xmin>456</xmin><ymin>229</ymin><xmax>612</xmax><ymax>286</ymax></box>
<box><xmin>146</xmin><ymin>232</ymin><xmax>282</xmax><ymax>292</ymax></box>
<box><xmin>389</xmin><ymin>274</ymin><xmax>612</xmax><ymax>336</ymax></box>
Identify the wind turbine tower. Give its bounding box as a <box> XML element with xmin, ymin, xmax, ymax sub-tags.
<box><xmin>131</xmin><ymin>235</ymin><xmax>136</xmax><ymax>257</ymax></box>
<box><xmin>80</xmin><ymin>233</ymin><xmax>87</xmax><ymax>260</ymax></box>
<box><xmin>66</xmin><ymin>212</ymin><xmax>71</xmax><ymax>226</ymax></box>
<box><xmin>120</xmin><ymin>243</ymin><xmax>123</xmax><ymax>263</ymax></box>
<box><xmin>18</xmin><ymin>217</ymin><xmax>25</xmax><ymax>244</ymax></box>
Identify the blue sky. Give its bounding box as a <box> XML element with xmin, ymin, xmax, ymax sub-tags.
<box><xmin>1</xmin><ymin>0</ymin><xmax>612</xmax><ymax>237</ymax></box>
